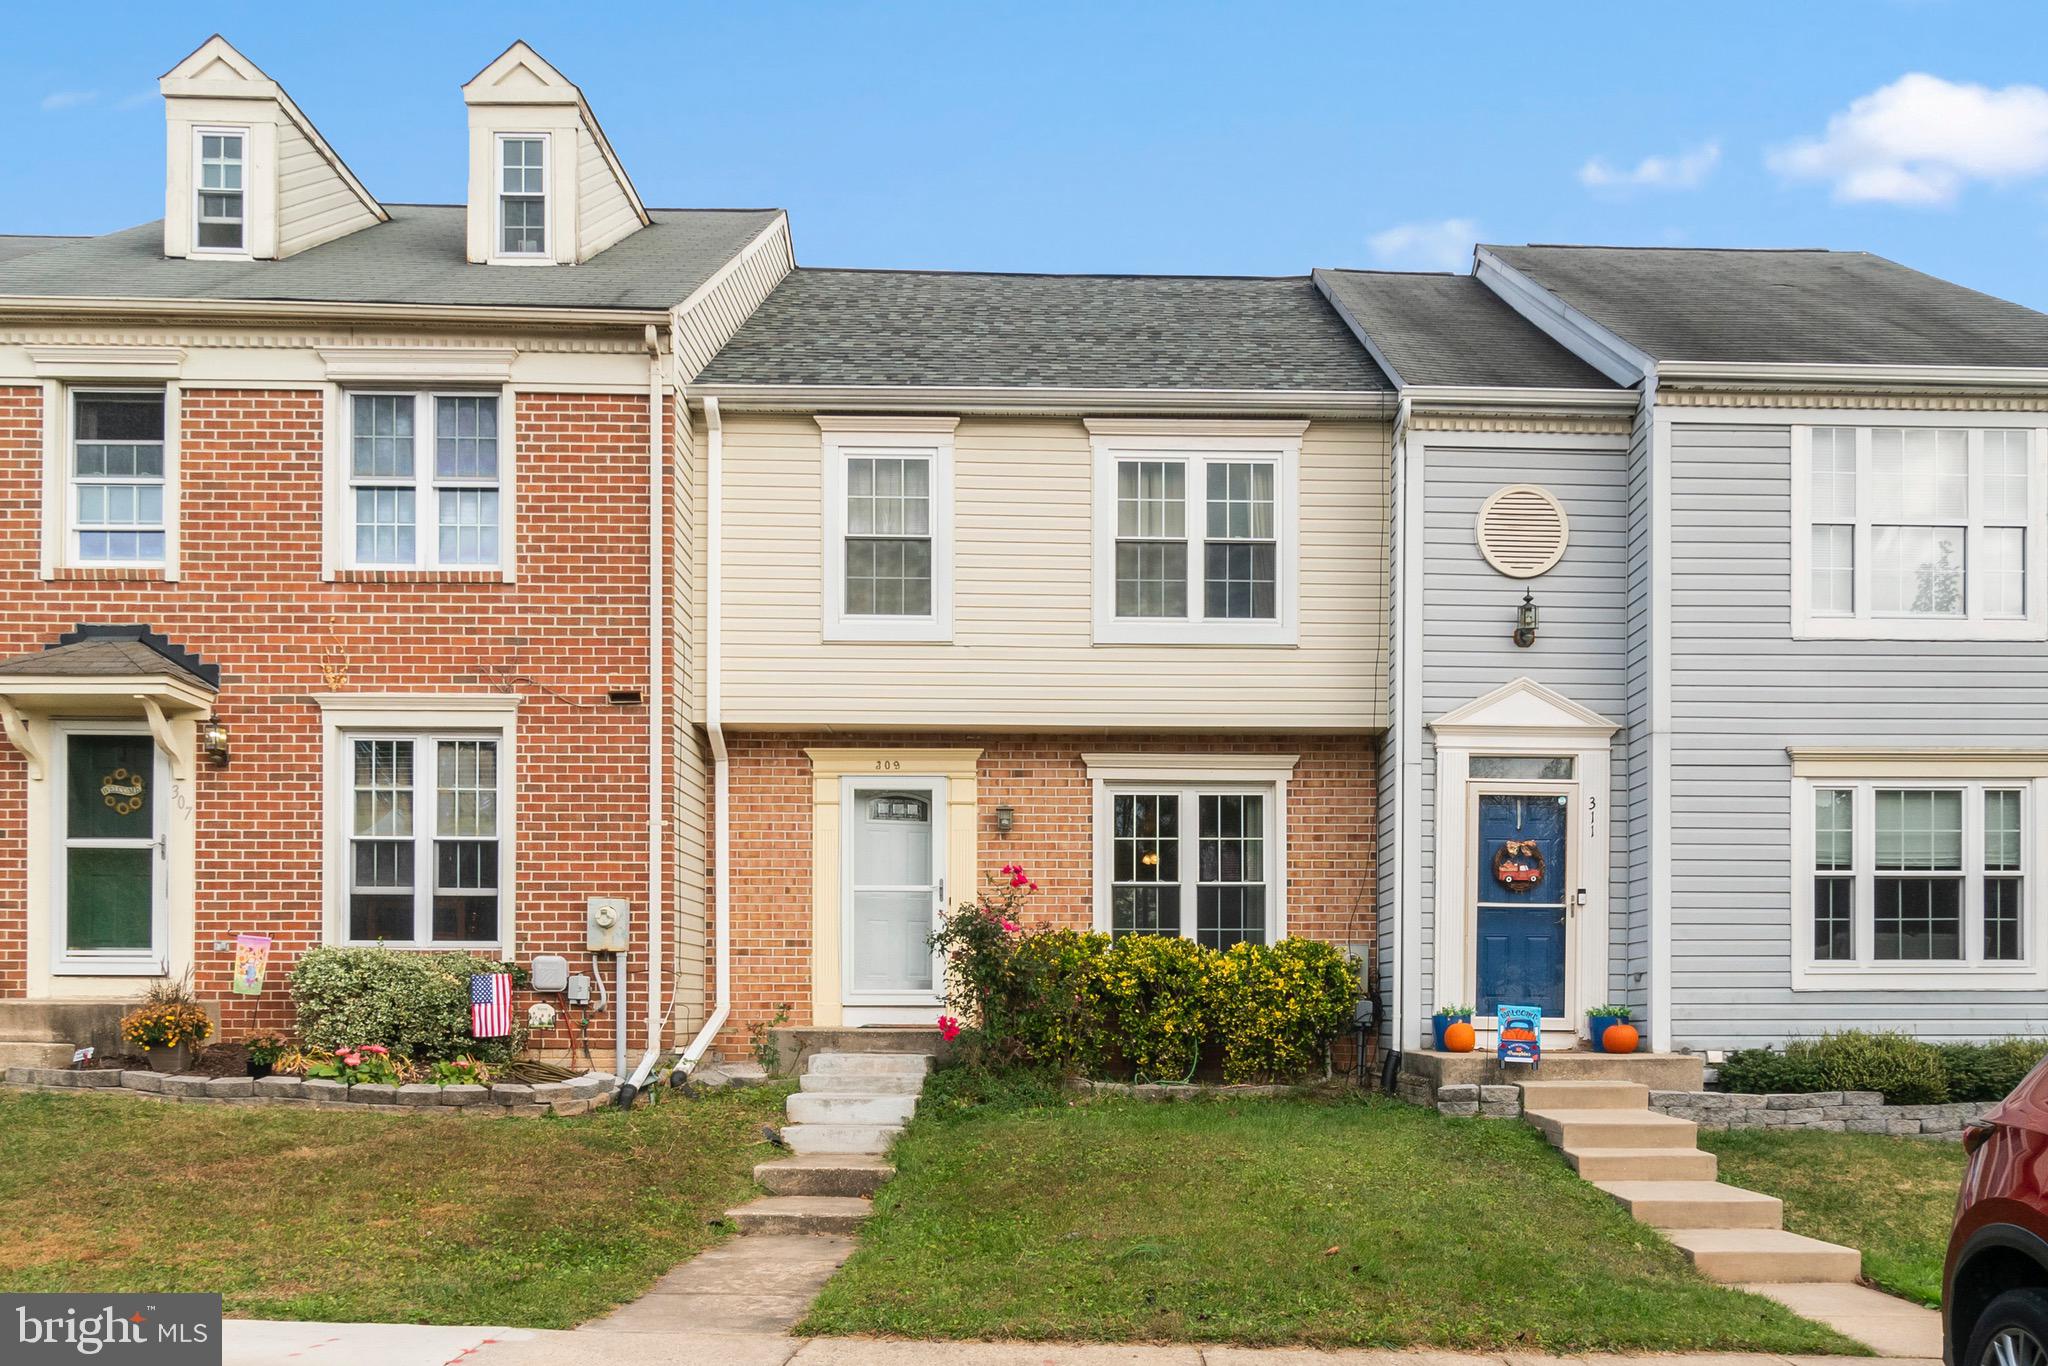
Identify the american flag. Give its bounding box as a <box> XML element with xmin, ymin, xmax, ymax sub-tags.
<box><xmin>470</xmin><ymin>973</ymin><xmax>512</xmax><ymax>1038</ymax></box>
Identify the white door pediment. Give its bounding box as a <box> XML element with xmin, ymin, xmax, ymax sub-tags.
<box><xmin>1429</xmin><ymin>676</ymin><xmax>1619</xmax><ymax>739</ymax></box>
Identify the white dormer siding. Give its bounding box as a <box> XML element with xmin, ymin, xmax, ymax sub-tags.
<box><xmin>461</xmin><ymin>42</ymin><xmax>650</xmax><ymax>266</ymax></box>
<box><xmin>159</xmin><ymin>36</ymin><xmax>385</xmax><ymax>261</ymax></box>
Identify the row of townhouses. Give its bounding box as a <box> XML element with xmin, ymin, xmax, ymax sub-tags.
<box><xmin>4</xmin><ymin>38</ymin><xmax>2047</xmax><ymax>1074</ymax></box>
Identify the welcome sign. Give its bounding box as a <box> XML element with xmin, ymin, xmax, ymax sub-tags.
<box><xmin>1496</xmin><ymin>1003</ymin><xmax>1543</xmax><ymax>1067</ymax></box>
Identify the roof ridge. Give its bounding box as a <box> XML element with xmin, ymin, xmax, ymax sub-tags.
<box><xmin>791</xmin><ymin>266</ymin><xmax>1313</xmax><ymax>283</ymax></box>
<box><xmin>1499</xmin><ymin>242</ymin><xmax>1842</xmax><ymax>255</ymax></box>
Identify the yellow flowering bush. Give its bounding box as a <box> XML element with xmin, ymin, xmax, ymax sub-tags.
<box><xmin>119</xmin><ymin>978</ymin><xmax>214</xmax><ymax>1053</ymax></box>
<box><xmin>935</xmin><ymin>865</ymin><xmax>1357</xmax><ymax>1082</ymax></box>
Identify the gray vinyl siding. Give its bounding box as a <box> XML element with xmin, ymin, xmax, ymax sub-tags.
<box><xmin>1416</xmin><ymin>437</ymin><xmax>1632</xmax><ymax>1016</ymax></box>
<box><xmin>1668</xmin><ymin>418</ymin><xmax>2048</xmax><ymax>1048</ymax></box>
<box><xmin>1623</xmin><ymin>405</ymin><xmax>1654</xmax><ymax>1011</ymax></box>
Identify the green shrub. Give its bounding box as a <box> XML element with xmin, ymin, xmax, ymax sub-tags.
<box><xmin>1715</xmin><ymin>1045</ymin><xmax>1827</xmax><ymax>1095</ymax></box>
<box><xmin>931</xmin><ymin>866</ymin><xmax>1358</xmax><ymax>1083</ymax></box>
<box><xmin>1939</xmin><ymin>1038</ymin><xmax>2048</xmax><ymax>1102</ymax></box>
<box><xmin>290</xmin><ymin>946</ymin><xmax>527</xmax><ymax>1062</ymax></box>
<box><xmin>1812</xmin><ymin>1030</ymin><xmax>1949</xmax><ymax>1105</ymax></box>
<box><xmin>1212</xmin><ymin>939</ymin><xmax>1357</xmax><ymax>1082</ymax></box>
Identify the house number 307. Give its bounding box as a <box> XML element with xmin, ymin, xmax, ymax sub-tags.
<box><xmin>873</xmin><ymin>759</ymin><xmax>901</xmax><ymax>771</ymax></box>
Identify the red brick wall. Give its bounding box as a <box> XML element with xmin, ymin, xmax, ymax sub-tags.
<box><xmin>715</xmin><ymin>731</ymin><xmax>1376</xmax><ymax>1053</ymax></box>
<box><xmin>0</xmin><ymin>385</ymin><xmax>670</xmax><ymax>1062</ymax></box>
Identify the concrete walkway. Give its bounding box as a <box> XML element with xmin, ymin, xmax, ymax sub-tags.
<box><xmin>223</xmin><ymin>1323</ymin><xmax>1941</xmax><ymax>1366</ymax></box>
<box><xmin>1743</xmin><ymin>1282</ymin><xmax>1944</xmax><ymax>1359</ymax></box>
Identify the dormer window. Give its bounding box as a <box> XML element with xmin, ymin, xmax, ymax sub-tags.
<box><xmin>194</xmin><ymin>129</ymin><xmax>246</xmax><ymax>253</ymax></box>
<box><xmin>497</xmin><ymin>135</ymin><xmax>548</xmax><ymax>257</ymax></box>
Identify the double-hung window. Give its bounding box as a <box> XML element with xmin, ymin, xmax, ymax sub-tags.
<box><xmin>1089</xmin><ymin>421</ymin><xmax>1302</xmax><ymax>644</ymax></box>
<box><xmin>497</xmin><ymin>135</ymin><xmax>548</xmax><ymax>257</ymax></box>
<box><xmin>344</xmin><ymin>391</ymin><xmax>504</xmax><ymax>570</ymax></box>
<box><xmin>1796</xmin><ymin>773</ymin><xmax>2040</xmax><ymax>988</ymax></box>
<box><xmin>819</xmin><ymin>417</ymin><xmax>955</xmax><ymax>641</ymax></box>
<box><xmin>345</xmin><ymin>732</ymin><xmax>504</xmax><ymax>946</ymax></box>
<box><xmin>1795</xmin><ymin>423</ymin><xmax>2045</xmax><ymax>639</ymax></box>
<box><xmin>69</xmin><ymin>391</ymin><xmax>167</xmax><ymax>566</ymax></box>
<box><xmin>194</xmin><ymin>128</ymin><xmax>246</xmax><ymax>252</ymax></box>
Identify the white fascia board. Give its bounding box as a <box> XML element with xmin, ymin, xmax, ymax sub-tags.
<box><xmin>1403</xmin><ymin>385</ymin><xmax>1639</xmax><ymax>417</ymax></box>
<box><xmin>0</xmin><ymin>295</ymin><xmax>669</xmax><ymax>329</ymax></box>
<box><xmin>1658</xmin><ymin>359</ymin><xmax>2048</xmax><ymax>390</ymax></box>
<box><xmin>1472</xmin><ymin>249</ymin><xmax>1655</xmax><ymax>388</ymax></box>
<box><xmin>689</xmin><ymin>383</ymin><xmax>1392</xmax><ymax>418</ymax></box>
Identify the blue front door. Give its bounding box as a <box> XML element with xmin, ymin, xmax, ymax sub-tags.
<box><xmin>1475</xmin><ymin>792</ymin><xmax>1569</xmax><ymax>1019</ymax></box>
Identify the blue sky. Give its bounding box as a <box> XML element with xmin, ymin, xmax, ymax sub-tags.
<box><xmin>9</xmin><ymin>1</ymin><xmax>2048</xmax><ymax>307</ymax></box>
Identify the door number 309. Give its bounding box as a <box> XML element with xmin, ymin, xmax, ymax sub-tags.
<box><xmin>873</xmin><ymin>759</ymin><xmax>901</xmax><ymax>771</ymax></box>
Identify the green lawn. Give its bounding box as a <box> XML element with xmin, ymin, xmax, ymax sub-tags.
<box><xmin>1699</xmin><ymin>1128</ymin><xmax>1965</xmax><ymax>1307</ymax></box>
<box><xmin>0</xmin><ymin>1084</ymin><xmax>788</xmax><ymax>1327</ymax></box>
<box><xmin>800</xmin><ymin>1086</ymin><xmax>1863</xmax><ymax>1352</ymax></box>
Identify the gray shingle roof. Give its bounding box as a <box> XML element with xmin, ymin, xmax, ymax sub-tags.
<box><xmin>1314</xmin><ymin>269</ymin><xmax>1616</xmax><ymax>389</ymax></box>
<box><xmin>0</xmin><ymin>626</ymin><xmax>217</xmax><ymax>690</ymax></box>
<box><xmin>1486</xmin><ymin>245</ymin><xmax>2048</xmax><ymax>368</ymax></box>
<box><xmin>0</xmin><ymin>206</ymin><xmax>781</xmax><ymax>312</ymax></box>
<box><xmin>694</xmin><ymin>268</ymin><xmax>1390</xmax><ymax>392</ymax></box>
<box><xmin>0</xmin><ymin>234</ymin><xmax>78</xmax><ymax>265</ymax></box>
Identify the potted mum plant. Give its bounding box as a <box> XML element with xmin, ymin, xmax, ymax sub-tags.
<box><xmin>119</xmin><ymin>978</ymin><xmax>214</xmax><ymax>1074</ymax></box>
<box><xmin>1432</xmin><ymin>1004</ymin><xmax>1476</xmax><ymax>1052</ymax></box>
<box><xmin>1586</xmin><ymin>1004</ymin><xmax>1638</xmax><ymax>1053</ymax></box>
<box><xmin>244</xmin><ymin>1035</ymin><xmax>285</xmax><ymax>1080</ymax></box>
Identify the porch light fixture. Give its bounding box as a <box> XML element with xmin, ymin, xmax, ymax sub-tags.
<box><xmin>201</xmin><ymin>718</ymin><xmax>231</xmax><ymax>767</ymax></box>
<box><xmin>993</xmin><ymin>804</ymin><xmax>1015</xmax><ymax>837</ymax></box>
<box><xmin>1512</xmin><ymin>590</ymin><xmax>1539</xmax><ymax>649</ymax></box>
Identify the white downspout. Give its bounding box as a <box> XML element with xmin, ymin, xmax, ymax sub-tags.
<box><xmin>675</xmin><ymin>395</ymin><xmax>729</xmax><ymax>1076</ymax></box>
<box><xmin>643</xmin><ymin>324</ymin><xmax>666</xmax><ymax>1072</ymax></box>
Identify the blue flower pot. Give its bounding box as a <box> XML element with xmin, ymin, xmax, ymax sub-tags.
<box><xmin>1431</xmin><ymin>1013</ymin><xmax>1471</xmax><ymax>1050</ymax></box>
<box><xmin>1587</xmin><ymin>1014</ymin><xmax>1632</xmax><ymax>1052</ymax></box>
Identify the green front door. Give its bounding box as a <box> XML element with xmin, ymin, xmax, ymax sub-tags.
<box><xmin>64</xmin><ymin>733</ymin><xmax>158</xmax><ymax>958</ymax></box>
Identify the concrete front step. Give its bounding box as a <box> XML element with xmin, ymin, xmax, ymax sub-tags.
<box><xmin>1525</xmin><ymin>1107</ymin><xmax>1698</xmax><ymax>1150</ymax></box>
<box><xmin>755</xmin><ymin>1153</ymin><xmax>895</xmax><ymax>1198</ymax></box>
<box><xmin>1563</xmin><ymin>1145</ymin><xmax>1720</xmax><ymax>1181</ymax></box>
<box><xmin>0</xmin><ymin>1041</ymin><xmax>79</xmax><ymax>1069</ymax></box>
<box><xmin>768</xmin><ymin>1027</ymin><xmax>944</xmax><ymax>1075</ymax></box>
<box><xmin>1593</xmin><ymin>1179</ymin><xmax>1783</xmax><ymax>1229</ymax></box>
<box><xmin>799</xmin><ymin>1068</ymin><xmax>924</xmax><ymax>1094</ymax></box>
<box><xmin>806</xmin><ymin>1051</ymin><xmax>932</xmax><ymax>1078</ymax></box>
<box><xmin>785</xmin><ymin>1092</ymin><xmax>918</xmax><ymax>1126</ymax></box>
<box><xmin>1518</xmin><ymin>1079</ymin><xmax>1648</xmax><ymax>1111</ymax></box>
<box><xmin>725</xmin><ymin>1195</ymin><xmax>873</xmax><ymax>1236</ymax></box>
<box><xmin>779</xmin><ymin>1122</ymin><xmax>903</xmax><ymax>1155</ymax></box>
<box><xmin>1666</xmin><ymin>1227</ymin><xmax>1862</xmax><ymax>1284</ymax></box>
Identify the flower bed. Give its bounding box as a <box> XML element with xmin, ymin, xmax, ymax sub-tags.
<box><xmin>934</xmin><ymin>864</ymin><xmax>1359</xmax><ymax>1083</ymax></box>
<box><xmin>2</xmin><ymin>1064</ymin><xmax>618</xmax><ymax>1116</ymax></box>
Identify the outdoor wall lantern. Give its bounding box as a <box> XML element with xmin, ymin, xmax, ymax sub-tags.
<box><xmin>1512</xmin><ymin>590</ymin><xmax>1539</xmax><ymax>649</ymax></box>
<box><xmin>201</xmin><ymin>718</ymin><xmax>232</xmax><ymax>767</ymax></box>
<box><xmin>993</xmin><ymin>804</ymin><xmax>1016</xmax><ymax>837</ymax></box>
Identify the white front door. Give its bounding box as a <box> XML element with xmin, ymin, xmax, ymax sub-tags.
<box><xmin>841</xmin><ymin>776</ymin><xmax>945</xmax><ymax>1005</ymax></box>
<box><xmin>54</xmin><ymin>725</ymin><xmax>168</xmax><ymax>976</ymax></box>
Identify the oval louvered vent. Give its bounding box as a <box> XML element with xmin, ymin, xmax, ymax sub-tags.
<box><xmin>1475</xmin><ymin>485</ymin><xmax>1569</xmax><ymax>579</ymax></box>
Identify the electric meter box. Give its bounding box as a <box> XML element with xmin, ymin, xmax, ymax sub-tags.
<box><xmin>530</xmin><ymin>955</ymin><xmax>569</xmax><ymax>993</ymax></box>
<box><xmin>587</xmin><ymin>896</ymin><xmax>629</xmax><ymax>954</ymax></box>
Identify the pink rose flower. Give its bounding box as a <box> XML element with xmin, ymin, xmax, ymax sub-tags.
<box><xmin>936</xmin><ymin>1015</ymin><xmax>962</xmax><ymax>1042</ymax></box>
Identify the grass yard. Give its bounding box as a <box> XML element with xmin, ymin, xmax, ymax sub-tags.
<box><xmin>0</xmin><ymin>1083</ymin><xmax>788</xmax><ymax>1327</ymax></box>
<box><xmin>1699</xmin><ymin>1127</ymin><xmax>1965</xmax><ymax>1307</ymax></box>
<box><xmin>800</xmin><ymin>1084</ymin><xmax>1863</xmax><ymax>1352</ymax></box>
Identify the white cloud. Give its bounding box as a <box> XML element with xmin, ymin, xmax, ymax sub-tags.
<box><xmin>1579</xmin><ymin>141</ymin><xmax>1721</xmax><ymax>191</ymax></box>
<box><xmin>113</xmin><ymin>89</ymin><xmax>156</xmax><ymax>112</ymax></box>
<box><xmin>1366</xmin><ymin>217</ymin><xmax>1478</xmax><ymax>273</ymax></box>
<box><xmin>1768</xmin><ymin>72</ymin><xmax>2048</xmax><ymax>205</ymax></box>
<box><xmin>40</xmin><ymin>90</ymin><xmax>98</xmax><ymax>112</ymax></box>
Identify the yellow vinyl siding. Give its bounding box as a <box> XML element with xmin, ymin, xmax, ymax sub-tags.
<box><xmin>575</xmin><ymin>127</ymin><xmax>639</xmax><ymax>260</ymax></box>
<box><xmin>275</xmin><ymin>118</ymin><xmax>379</xmax><ymax>257</ymax></box>
<box><xmin>710</xmin><ymin>413</ymin><xmax>1387</xmax><ymax>729</ymax></box>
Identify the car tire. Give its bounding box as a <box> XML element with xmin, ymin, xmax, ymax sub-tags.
<box><xmin>1966</xmin><ymin>1287</ymin><xmax>2048</xmax><ymax>1366</ymax></box>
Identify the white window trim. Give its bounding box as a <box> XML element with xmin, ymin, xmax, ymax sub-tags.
<box><xmin>1087</xmin><ymin>419</ymin><xmax>1304</xmax><ymax>646</ymax></box>
<box><xmin>316</xmin><ymin>694</ymin><xmax>519</xmax><ymax>954</ymax></box>
<box><xmin>1790</xmin><ymin>770</ymin><xmax>2046</xmax><ymax>991</ymax></box>
<box><xmin>492</xmin><ymin>132</ymin><xmax>552</xmax><ymax>264</ymax></box>
<box><xmin>190</xmin><ymin>124</ymin><xmax>251</xmax><ymax>258</ymax></box>
<box><xmin>1790</xmin><ymin>420</ymin><xmax>2048</xmax><ymax>641</ymax></box>
<box><xmin>1084</xmin><ymin>753</ymin><xmax>1295</xmax><ymax>944</ymax></box>
<box><xmin>50</xmin><ymin>720</ymin><xmax>170</xmax><ymax>978</ymax></box>
<box><xmin>818</xmin><ymin>416</ymin><xmax>956</xmax><ymax>642</ymax></box>
<box><xmin>326</xmin><ymin>384</ymin><xmax>515</xmax><ymax>577</ymax></box>
<box><xmin>41</xmin><ymin>382</ymin><xmax>181</xmax><ymax>579</ymax></box>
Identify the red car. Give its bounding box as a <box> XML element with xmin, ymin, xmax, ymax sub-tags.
<box><xmin>1946</xmin><ymin>1055</ymin><xmax>2048</xmax><ymax>1366</ymax></box>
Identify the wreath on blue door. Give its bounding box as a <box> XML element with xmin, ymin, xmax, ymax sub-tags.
<box><xmin>1492</xmin><ymin>839</ymin><xmax>1545</xmax><ymax>892</ymax></box>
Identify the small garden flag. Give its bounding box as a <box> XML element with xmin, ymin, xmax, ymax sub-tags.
<box><xmin>470</xmin><ymin>972</ymin><xmax>512</xmax><ymax>1038</ymax></box>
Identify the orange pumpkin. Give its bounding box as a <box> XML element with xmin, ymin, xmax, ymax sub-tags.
<box><xmin>1601</xmin><ymin>1021</ymin><xmax>1640</xmax><ymax>1055</ymax></box>
<box><xmin>1443</xmin><ymin>1020</ymin><xmax>1477</xmax><ymax>1053</ymax></box>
